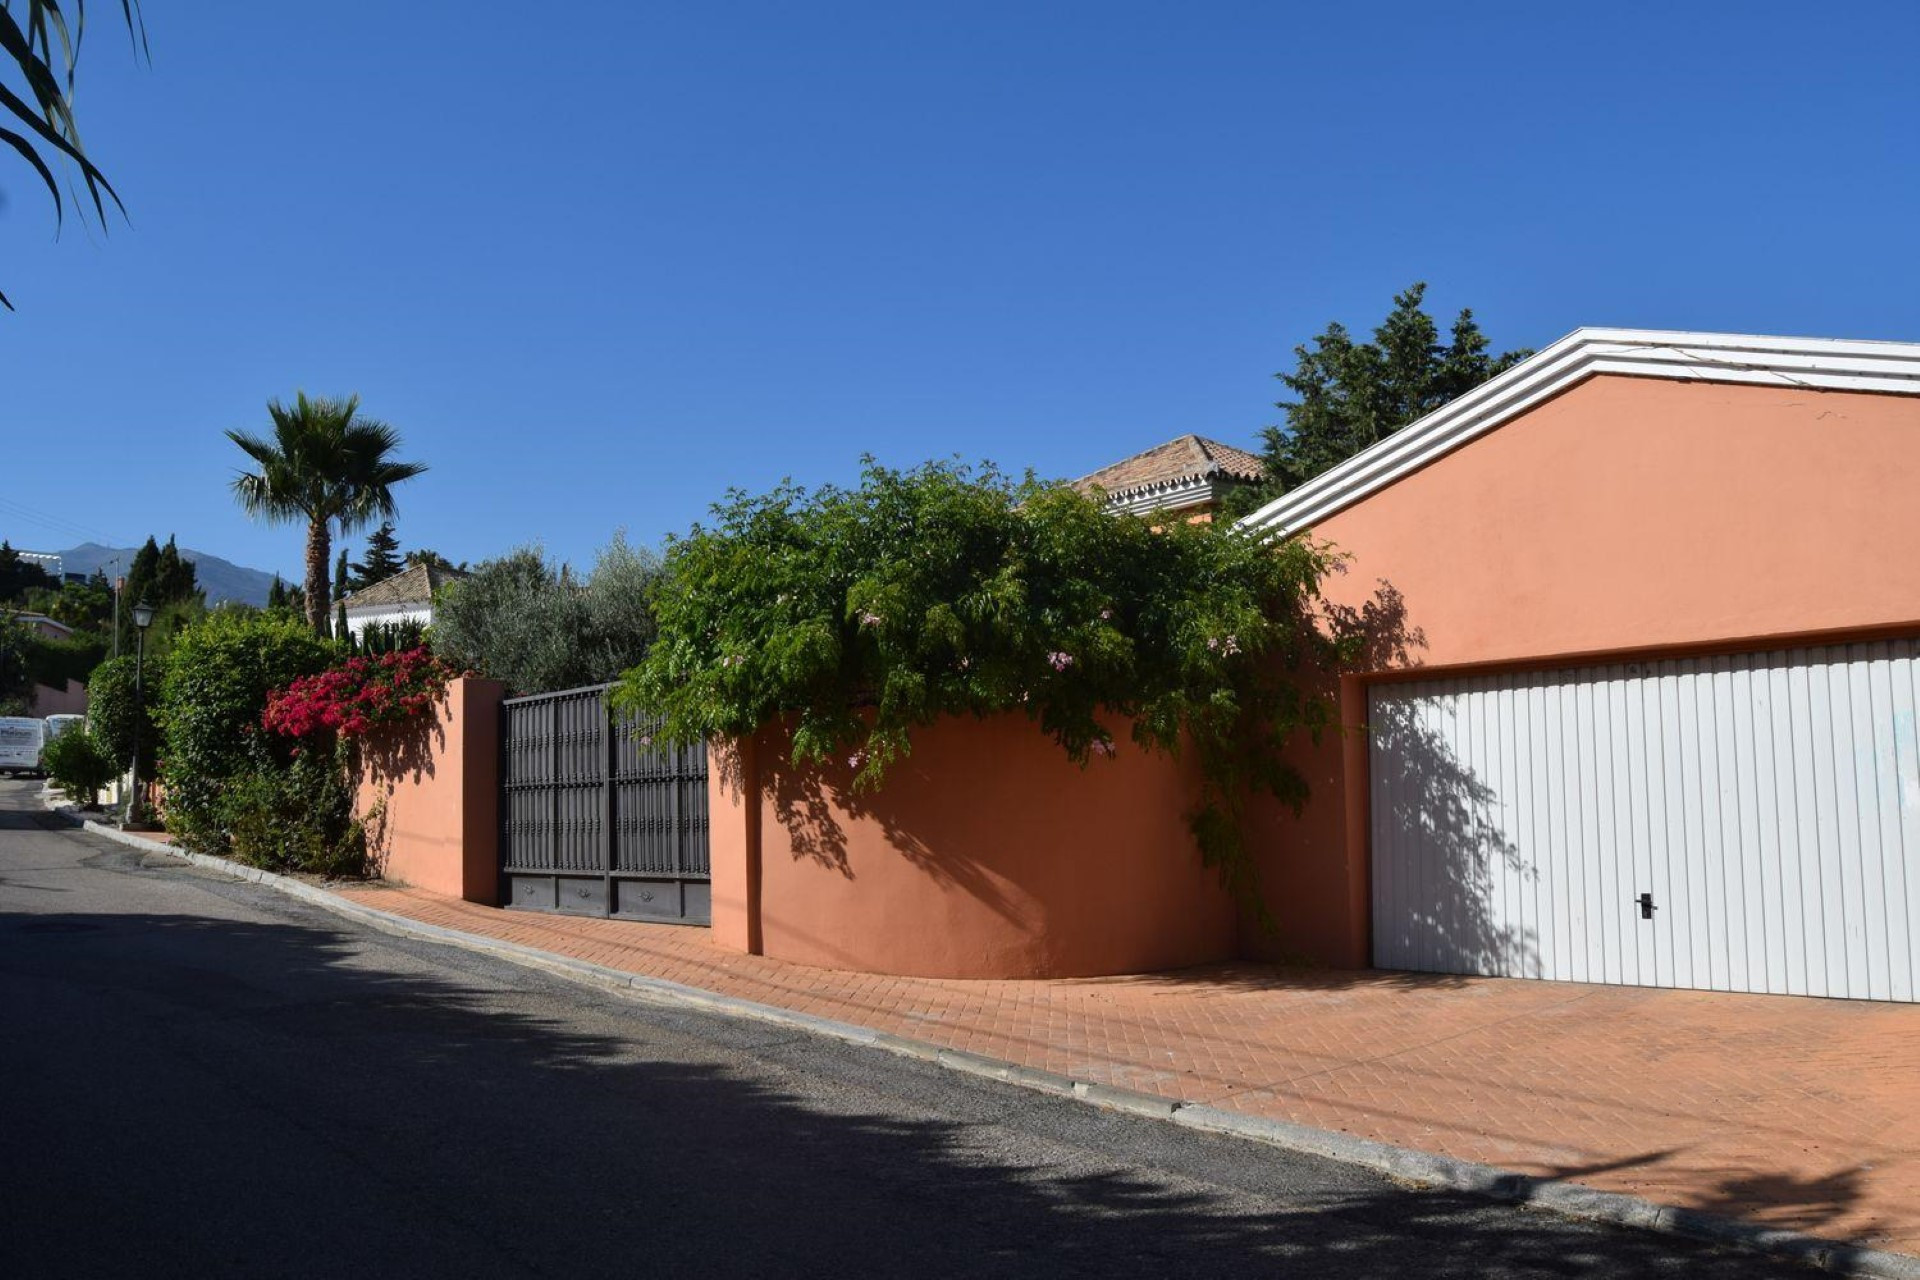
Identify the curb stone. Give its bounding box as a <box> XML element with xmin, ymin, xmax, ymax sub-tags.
<box><xmin>42</xmin><ymin>798</ymin><xmax>1920</xmax><ymax>1279</ymax></box>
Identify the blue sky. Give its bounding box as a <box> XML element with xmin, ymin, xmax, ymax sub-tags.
<box><xmin>4</xmin><ymin>0</ymin><xmax>1917</xmax><ymax>581</ymax></box>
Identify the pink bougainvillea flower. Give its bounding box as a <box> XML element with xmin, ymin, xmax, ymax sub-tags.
<box><xmin>1047</xmin><ymin>651</ymin><xmax>1074</xmax><ymax>671</ymax></box>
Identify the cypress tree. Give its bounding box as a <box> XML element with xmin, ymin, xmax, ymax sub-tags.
<box><xmin>116</xmin><ymin>537</ymin><xmax>161</xmax><ymax>654</ymax></box>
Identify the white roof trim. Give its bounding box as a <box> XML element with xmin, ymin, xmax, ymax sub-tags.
<box><xmin>1236</xmin><ymin>328</ymin><xmax>1920</xmax><ymax>538</ymax></box>
<box><xmin>1102</xmin><ymin>474</ymin><xmax>1228</xmax><ymax>516</ymax></box>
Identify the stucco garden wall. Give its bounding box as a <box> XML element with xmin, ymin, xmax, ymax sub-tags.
<box><xmin>708</xmin><ymin>714</ymin><xmax>1237</xmax><ymax>979</ymax></box>
<box><xmin>355</xmin><ymin>676</ymin><xmax>505</xmax><ymax>902</ymax></box>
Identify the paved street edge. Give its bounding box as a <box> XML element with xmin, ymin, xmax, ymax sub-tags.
<box><xmin>51</xmin><ymin>802</ymin><xmax>1919</xmax><ymax>1280</ymax></box>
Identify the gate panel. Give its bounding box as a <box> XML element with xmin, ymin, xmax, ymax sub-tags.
<box><xmin>500</xmin><ymin>683</ymin><xmax>711</xmax><ymax>924</ymax></box>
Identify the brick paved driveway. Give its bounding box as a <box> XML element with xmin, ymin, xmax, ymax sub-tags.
<box><xmin>332</xmin><ymin>884</ymin><xmax>1918</xmax><ymax>1255</ymax></box>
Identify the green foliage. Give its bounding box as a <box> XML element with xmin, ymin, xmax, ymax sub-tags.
<box><xmin>404</xmin><ymin>548</ymin><xmax>464</xmax><ymax>574</ymax></box>
<box><xmin>156</xmin><ymin>610</ymin><xmax>336</xmax><ymax>851</ymax></box>
<box><xmin>219</xmin><ymin>740</ymin><xmax>366</xmax><ymax>878</ymax></box>
<box><xmin>0</xmin><ymin>2</ymin><xmax>146</xmax><ymax>310</ymax></box>
<box><xmin>0</xmin><ymin>612</ymin><xmax>32</xmax><ymax>708</ymax></box>
<box><xmin>0</xmin><ymin>611</ymin><xmax>93</xmax><ymax>708</ymax></box>
<box><xmin>116</xmin><ymin>534</ymin><xmax>204</xmax><ymax>655</ymax></box>
<box><xmin>1223</xmin><ymin>283</ymin><xmax>1532</xmax><ymax>519</ymax></box>
<box><xmin>350</xmin><ymin>618</ymin><xmax>428</xmax><ymax>656</ymax></box>
<box><xmin>86</xmin><ymin>654</ymin><xmax>163</xmax><ymax>780</ymax></box>
<box><xmin>351</xmin><ymin>521</ymin><xmax>405</xmax><ymax>588</ymax></box>
<box><xmin>615</xmin><ymin>460</ymin><xmax>1340</xmax><ymax>913</ymax></box>
<box><xmin>265</xmin><ymin>575</ymin><xmax>306</xmax><ymax>620</ymax></box>
<box><xmin>434</xmin><ymin>534</ymin><xmax>662</xmax><ymax>695</ymax></box>
<box><xmin>26</xmin><ymin>630</ymin><xmax>105</xmax><ymax>691</ymax></box>
<box><xmin>22</xmin><ymin>570</ymin><xmax>113</xmax><ymax>634</ymax></box>
<box><xmin>0</xmin><ymin>540</ymin><xmax>56</xmax><ymax>600</ymax></box>
<box><xmin>42</xmin><ymin>727</ymin><xmax>114</xmax><ymax>806</ymax></box>
<box><xmin>227</xmin><ymin>391</ymin><xmax>428</xmax><ymax>635</ymax></box>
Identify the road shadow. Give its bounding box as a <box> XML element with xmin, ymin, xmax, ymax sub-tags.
<box><xmin>0</xmin><ymin>901</ymin><xmax>1862</xmax><ymax>1279</ymax></box>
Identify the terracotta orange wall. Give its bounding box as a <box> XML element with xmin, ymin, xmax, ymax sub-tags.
<box><xmin>709</xmin><ymin>715</ymin><xmax>1236</xmax><ymax>979</ymax></box>
<box><xmin>355</xmin><ymin>676</ymin><xmax>505</xmax><ymax>902</ymax></box>
<box><xmin>1242</xmin><ymin>376</ymin><xmax>1920</xmax><ymax>967</ymax></box>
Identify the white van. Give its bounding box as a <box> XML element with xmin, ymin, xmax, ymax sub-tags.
<box><xmin>0</xmin><ymin>716</ymin><xmax>47</xmax><ymax>777</ymax></box>
<box><xmin>44</xmin><ymin>714</ymin><xmax>86</xmax><ymax>745</ymax></box>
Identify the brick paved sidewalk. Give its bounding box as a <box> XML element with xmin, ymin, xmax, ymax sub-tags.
<box><xmin>321</xmin><ymin>883</ymin><xmax>1920</xmax><ymax>1255</ymax></box>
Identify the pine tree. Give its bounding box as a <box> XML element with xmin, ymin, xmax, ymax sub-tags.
<box><xmin>1224</xmin><ymin>284</ymin><xmax>1532</xmax><ymax>518</ymax></box>
<box><xmin>351</xmin><ymin>521</ymin><xmax>404</xmax><ymax>587</ymax></box>
<box><xmin>267</xmin><ymin>576</ymin><xmax>288</xmax><ymax>610</ymax></box>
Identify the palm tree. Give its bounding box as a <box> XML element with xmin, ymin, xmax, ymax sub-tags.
<box><xmin>227</xmin><ymin>393</ymin><xmax>427</xmax><ymax>635</ymax></box>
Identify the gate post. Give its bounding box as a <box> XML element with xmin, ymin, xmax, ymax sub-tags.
<box><xmin>707</xmin><ymin>733</ymin><xmax>762</xmax><ymax>954</ymax></box>
<box><xmin>459</xmin><ymin>679</ymin><xmax>507</xmax><ymax>905</ymax></box>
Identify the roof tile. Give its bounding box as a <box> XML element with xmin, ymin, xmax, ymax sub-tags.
<box><xmin>1073</xmin><ymin>434</ymin><xmax>1265</xmax><ymax>500</ymax></box>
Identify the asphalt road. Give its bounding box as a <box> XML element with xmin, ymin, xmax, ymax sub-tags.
<box><xmin>0</xmin><ymin>779</ymin><xmax>1807</xmax><ymax>1279</ymax></box>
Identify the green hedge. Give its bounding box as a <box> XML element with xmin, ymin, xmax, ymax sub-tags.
<box><xmin>157</xmin><ymin>611</ymin><xmax>337</xmax><ymax>854</ymax></box>
<box><xmin>87</xmin><ymin>654</ymin><xmax>166</xmax><ymax>780</ymax></box>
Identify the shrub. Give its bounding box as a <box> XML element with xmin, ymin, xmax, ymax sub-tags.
<box><xmin>0</xmin><ymin>612</ymin><xmax>32</xmax><ymax>709</ymax></box>
<box><xmin>42</xmin><ymin>728</ymin><xmax>115</xmax><ymax>806</ymax></box>
<box><xmin>86</xmin><ymin>654</ymin><xmax>168</xmax><ymax>780</ymax></box>
<box><xmin>262</xmin><ymin>646</ymin><xmax>452</xmax><ymax>739</ymax></box>
<box><xmin>350</xmin><ymin>618</ymin><xmax>427</xmax><ymax>655</ymax></box>
<box><xmin>157</xmin><ymin>611</ymin><xmax>336</xmax><ymax>851</ymax></box>
<box><xmin>219</xmin><ymin>740</ymin><xmax>366</xmax><ymax>878</ymax></box>
<box><xmin>27</xmin><ymin>632</ymin><xmax>108</xmax><ymax>691</ymax></box>
<box><xmin>615</xmin><ymin>459</ymin><xmax>1341</xmax><ymax>915</ymax></box>
<box><xmin>433</xmin><ymin>534</ymin><xmax>660</xmax><ymax>695</ymax></box>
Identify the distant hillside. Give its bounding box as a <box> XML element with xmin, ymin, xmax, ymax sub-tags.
<box><xmin>50</xmin><ymin>542</ymin><xmax>288</xmax><ymax>607</ymax></box>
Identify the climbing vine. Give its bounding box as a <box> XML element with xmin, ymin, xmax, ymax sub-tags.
<box><xmin>615</xmin><ymin>458</ymin><xmax>1344</xmax><ymax>914</ymax></box>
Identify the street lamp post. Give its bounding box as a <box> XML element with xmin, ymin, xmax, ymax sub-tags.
<box><xmin>124</xmin><ymin>600</ymin><xmax>155</xmax><ymax>829</ymax></box>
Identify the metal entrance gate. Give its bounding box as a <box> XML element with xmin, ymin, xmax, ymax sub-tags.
<box><xmin>500</xmin><ymin>683</ymin><xmax>711</xmax><ymax>924</ymax></box>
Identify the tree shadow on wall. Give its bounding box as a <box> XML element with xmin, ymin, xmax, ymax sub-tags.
<box><xmin>1281</xmin><ymin>578</ymin><xmax>1539</xmax><ymax>985</ymax></box>
<box><xmin>0</xmin><ymin>902</ymin><xmax>1862</xmax><ymax>1278</ymax></box>
<box><xmin>1321</xmin><ymin>578</ymin><xmax>1427</xmax><ymax>673</ymax></box>
<box><xmin>353</xmin><ymin>715</ymin><xmax>447</xmax><ymax>881</ymax></box>
<box><xmin>1367</xmin><ymin>688</ymin><xmax>1540</xmax><ymax>982</ymax></box>
<box><xmin>736</xmin><ymin>726</ymin><xmax>1027</xmax><ymax>925</ymax></box>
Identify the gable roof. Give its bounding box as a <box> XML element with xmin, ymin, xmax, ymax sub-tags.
<box><xmin>339</xmin><ymin>562</ymin><xmax>464</xmax><ymax>613</ymax></box>
<box><xmin>1074</xmin><ymin>434</ymin><xmax>1265</xmax><ymax>512</ymax></box>
<box><xmin>1237</xmin><ymin>328</ymin><xmax>1920</xmax><ymax>538</ymax></box>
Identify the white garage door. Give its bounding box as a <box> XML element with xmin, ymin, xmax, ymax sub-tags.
<box><xmin>1369</xmin><ymin>639</ymin><xmax>1920</xmax><ymax>1001</ymax></box>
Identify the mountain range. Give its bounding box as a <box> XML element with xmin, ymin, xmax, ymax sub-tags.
<box><xmin>45</xmin><ymin>543</ymin><xmax>288</xmax><ymax>608</ymax></box>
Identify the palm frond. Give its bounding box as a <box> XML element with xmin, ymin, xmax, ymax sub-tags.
<box><xmin>231</xmin><ymin>392</ymin><xmax>426</xmax><ymax>536</ymax></box>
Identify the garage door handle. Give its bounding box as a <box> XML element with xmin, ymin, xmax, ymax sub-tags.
<box><xmin>1636</xmin><ymin>892</ymin><xmax>1656</xmax><ymax>920</ymax></box>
